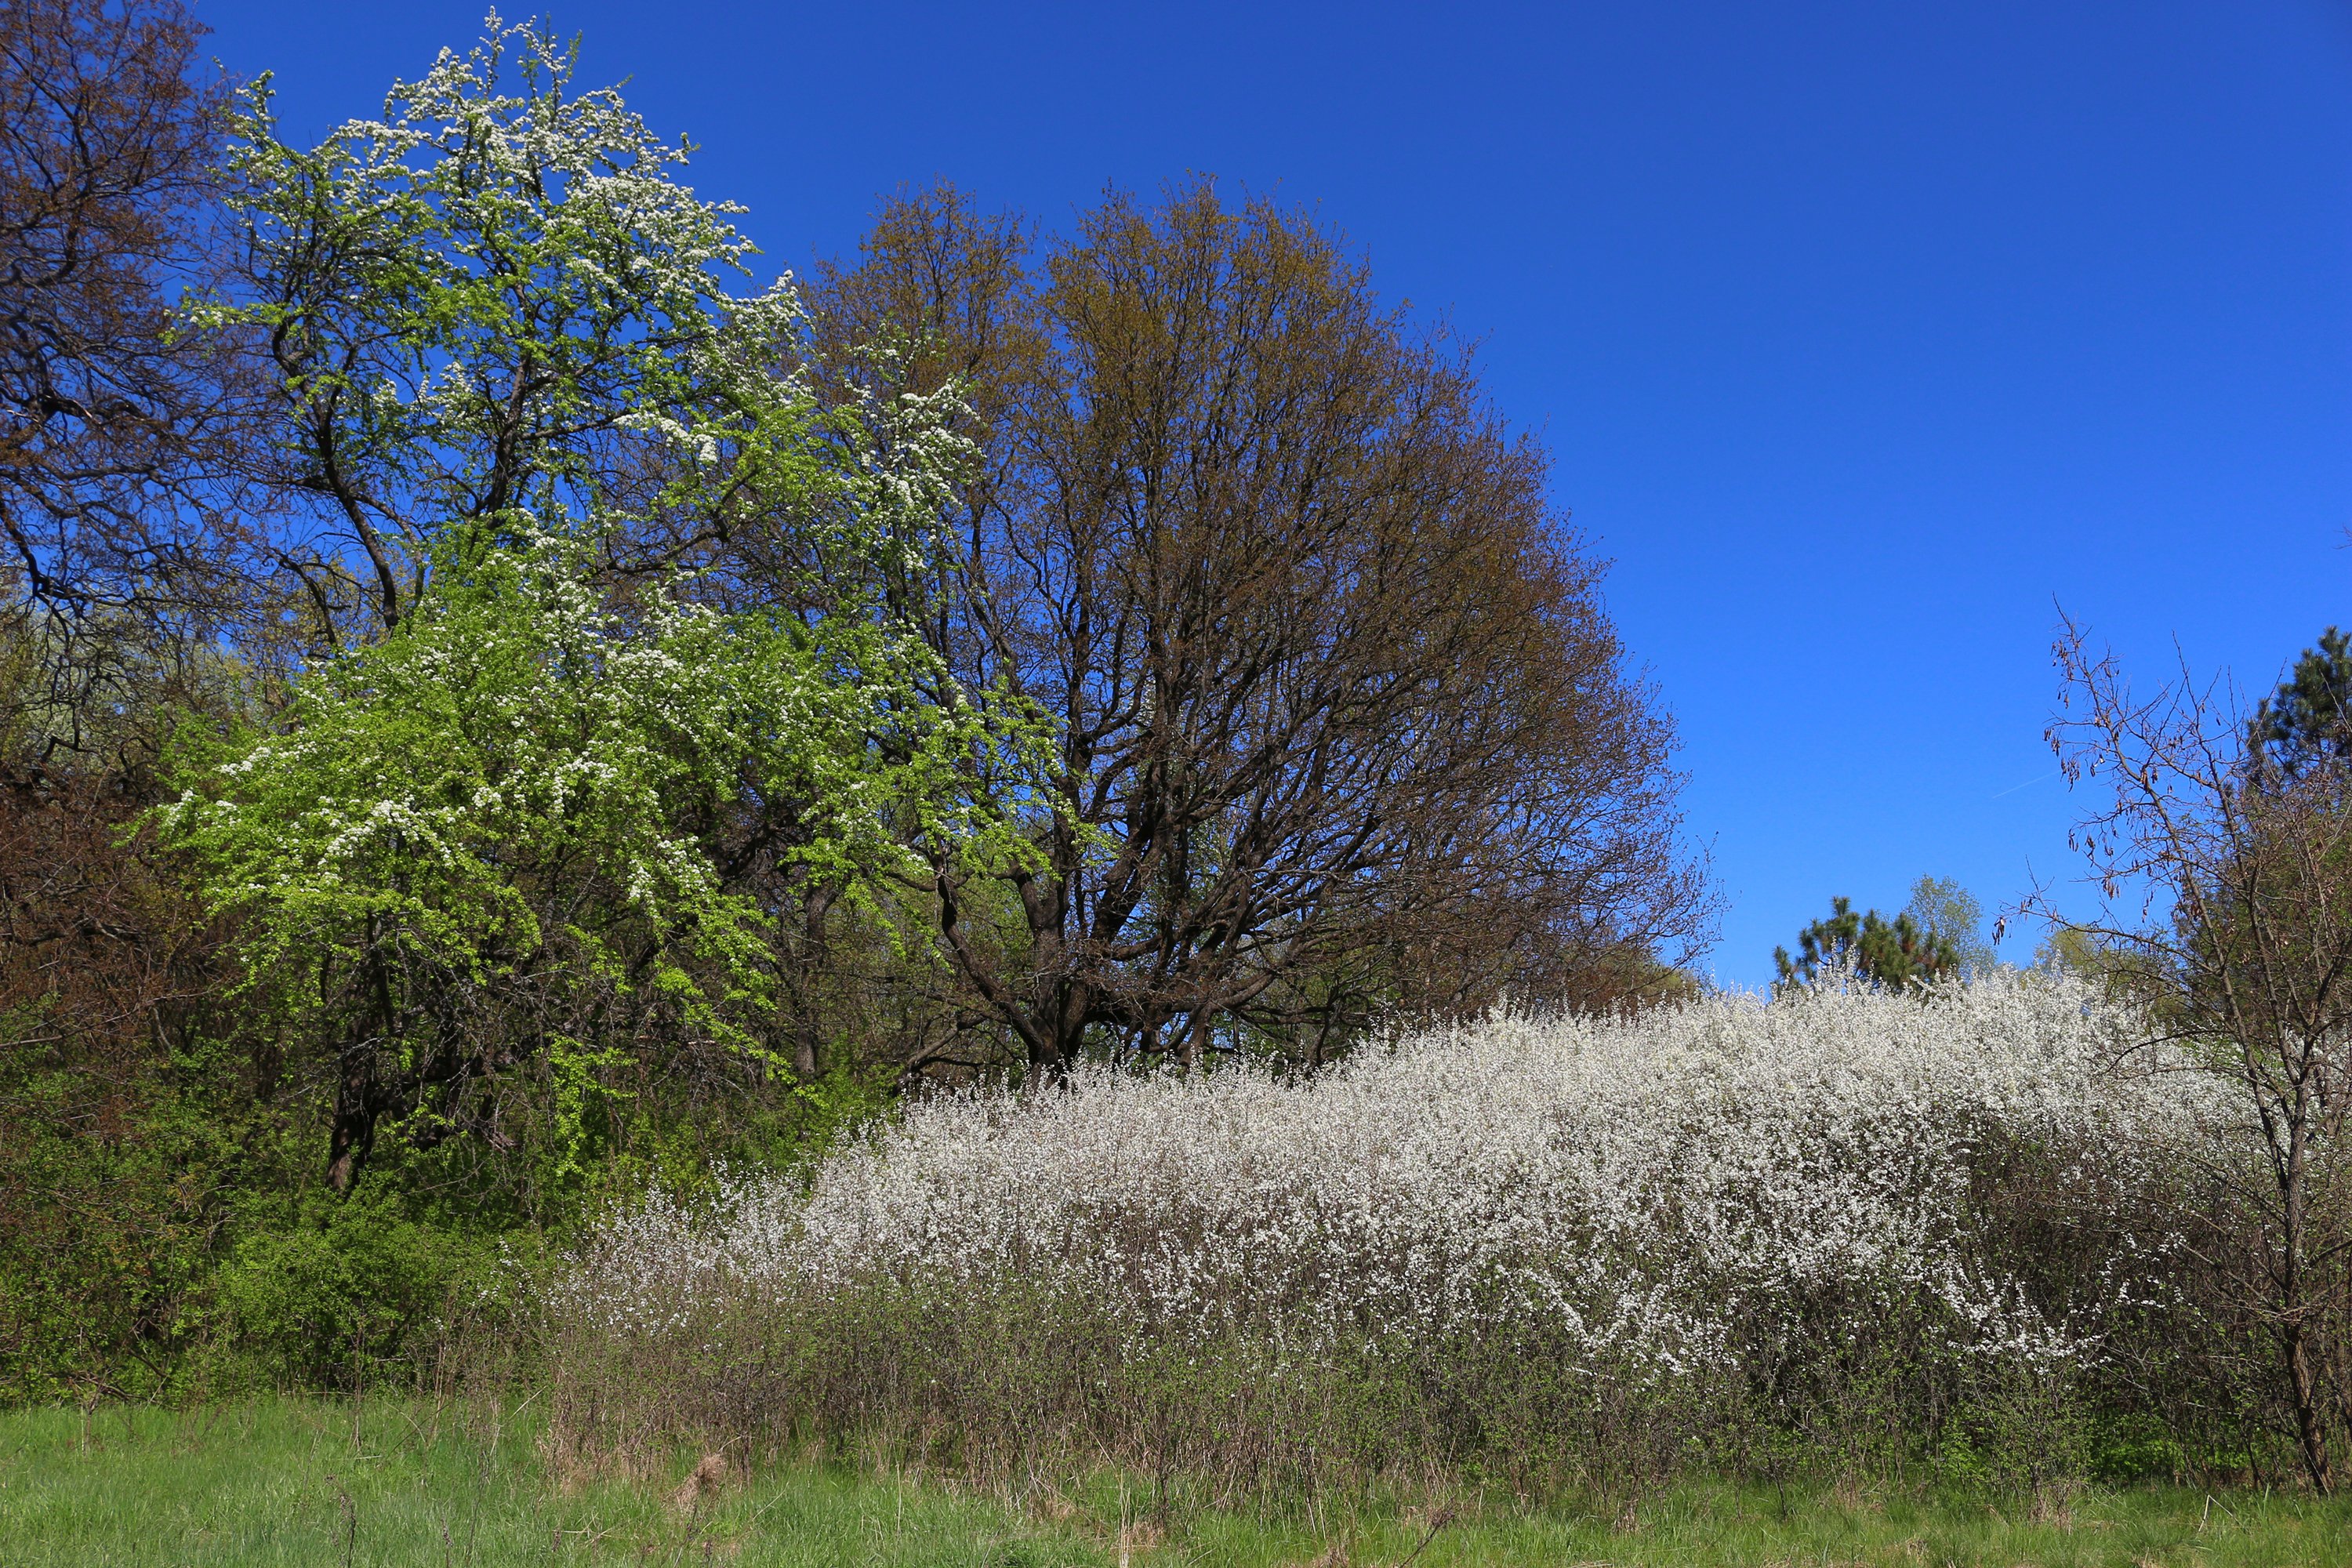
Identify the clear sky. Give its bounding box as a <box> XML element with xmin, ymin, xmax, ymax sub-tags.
<box><xmin>194</xmin><ymin>1</ymin><xmax>2352</xmax><ymax>988</ymax></box>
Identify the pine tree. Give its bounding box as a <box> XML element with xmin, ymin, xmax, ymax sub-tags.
<box><xmin>2249</xmin><ymin>627</ymin><xmax>2352</xmax><ymax>786</ymax></box>
<box><xmin>1774</xmin><ymin>895</ymin><xmax>1960</xmax><ymax>992</ymax></box>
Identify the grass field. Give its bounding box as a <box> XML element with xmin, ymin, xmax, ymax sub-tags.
<box><xmin>6</xmin><ymin>1398</ymin><xmax>2352</xmax><ymax>1566</ymax></box>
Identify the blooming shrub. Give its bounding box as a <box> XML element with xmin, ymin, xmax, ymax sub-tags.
<box><xmin>548</xmin><ymin>973</ymin><xmax>2240</xmax><ymax>1490</ymax></box>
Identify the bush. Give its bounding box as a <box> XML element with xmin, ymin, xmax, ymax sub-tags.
<box><xmin>0</xmin><ymin>1036</ymin><xmax>226</xmax><ymax>1403</ymax></box>
<box><xmin>548</xmin><ymin>971</ymin><xmax>2240</xmax><ymax>1495</ymax></box>
<box><xmin>203</xmin><ymin>1189</ymin><xmax>515</xmax><ymax>1392</ymax></box>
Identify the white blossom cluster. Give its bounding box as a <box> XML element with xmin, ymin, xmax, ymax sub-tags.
<box><xmin>562</xmin><ymin>973</ymin><xmax>2235</xmax><ymax>1384</ymax></box>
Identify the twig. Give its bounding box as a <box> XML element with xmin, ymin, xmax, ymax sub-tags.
<box><xmin>1392</xmin><ymin>1507</ymin><xmax>1455</xmax><ymax>1568</ymax></box>
<box><xmin>328</xmin><ymin>1472</ymin><xmax>358</xmax><ymax>1568</ymax></box>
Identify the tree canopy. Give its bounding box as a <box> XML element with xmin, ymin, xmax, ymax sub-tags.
<box><xmin>2249</xmin><ymin>626</ymin><xmax>2352</xmax><ymax>789</ymax></box>
<box><xmin>806</xmin><ymin>181</ymin><xmax>1712</xmax><ymax>1073</ymax></box>
<box><xmin>1902</xmin><ymin>875</ymin><xmax>1994</xmax><ymax>975</ymax></box>
<box><xmin>157</xmin><ymin>22</ymin><xmax>1027</xmax><ymax>1193</ymax></box>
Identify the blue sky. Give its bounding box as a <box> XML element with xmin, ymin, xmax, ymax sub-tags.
<box><xmin>196</xmin><ymin>1</ymin><xmax>2352</xmax><ymax>988</ymax></box>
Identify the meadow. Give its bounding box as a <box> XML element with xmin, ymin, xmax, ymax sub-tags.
<box><xmin>23</xmin><ymin>975</ymin><xmax>2347</xmax><ymax>1563</ymax></box>
<box><xmin>10</xmin><ymin>1396</ymin><xmax>2352</xmax><ymax>1567</ymax></box>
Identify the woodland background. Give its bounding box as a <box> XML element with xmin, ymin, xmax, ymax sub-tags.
<box><xmin>0</xmin><ymin>0</ymin><xmax>1704</xmax><ymax>1405</ymax></box>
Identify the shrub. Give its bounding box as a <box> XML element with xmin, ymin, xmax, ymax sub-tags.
<box><xmin>548</xmin><ymin>972</ymin><xmax>2238</xmax><ymax>1495</ymax></box>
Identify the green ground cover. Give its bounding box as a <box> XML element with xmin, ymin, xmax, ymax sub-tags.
<box><xmin>5</xmin><ymin>1399</ymin><xmax>2351</xmax><ymax>1567</ymax></box>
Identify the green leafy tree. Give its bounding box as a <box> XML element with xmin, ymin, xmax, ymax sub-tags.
<box><xmin>1774</xmin><ymin>895</ymin><xmax>1960</xmax><ymax>993</ymax></box>
<box><xmin>1901</xmin><ymin>874</ymin><xmax>1995</xmax><ymax>975</ymax></box>
<box><xmin>162</xmin><ymin>24</ymin><xmax>1022</xmax><ymax>1199</ymax></box>
<box><xmin>808</xmin><ymin>183</ymin><xmax>1711</xmax><ymax>1077</ymax></box>
<box><xmin>189</xmin><ymin>20</ymin><xmax>956</xmax><ymax>644</ymax></box>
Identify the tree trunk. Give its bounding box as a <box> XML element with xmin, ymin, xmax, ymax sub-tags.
<box><xmin>2284</xmin><ymin>1318</ymin><xmax>2334</xmax><ymax>1494</ymax></box>
<box><xmin>2278</xmin><ymin>1092</ymin><xmax>2333</xmax><ymax>1493</ymax></box>
<box><xmin>1178</xmin><ymin>1011</ymin><xmax>1207</xmax><ymax>1073</ymax></box>
<box><xmin>789</xmin><ymin>883</ymin><xmax>837</xmax><ymax>1081</ymax></box>
<box><xmin>1034</xmin><ymin>977</ymin><xmax>1084</xmax><ymax>1083</ymax></box>
<box><xmin>327</xmin><ymin>944</ymin><xmax>396</xmax><ymax>1192</ymax></box>
<box><xmin>325</xmin><ymin>1042</ymin><xmax>377</xmax><ymax>1194</ymax></box>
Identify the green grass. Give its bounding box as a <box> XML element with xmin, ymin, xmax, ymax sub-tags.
<box><xmin>0</xmin><ymin>1397</ymin><xmax>1101</xmax><ymax>1568</ymax></box>
<box><xmin>5</xmin><ymin>1398</ymin><xmax>2352</xmax><ymax>1566</ymax></box>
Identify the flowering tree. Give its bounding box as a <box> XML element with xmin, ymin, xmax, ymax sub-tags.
<box><xmin>193</xmin><ymin>17</ymin><xmax>946</xmax><ymax>641</ymax></box>
<box><xmin>162</xmin><ymin>23</ymin><xmax>1017</xmax><ymax>1196</ymax></box>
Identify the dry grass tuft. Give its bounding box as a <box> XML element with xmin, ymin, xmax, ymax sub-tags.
<box><xmin>1285</xmin><ymin>1532</ymin><xmax>1352</xmax><ymax>1568</ymax></box>
<box><xmin>2028</xmin><ymin>1483</ymin><xmax>2078</xmax><ymax>1530</ymax></box>
<box><xmin>1114</xmin><ymin>1517</ymin><xmax>1163</xmax><ymax>1566</ymax></box>
<box><xmin>668</xmin><ymin>1450</ymin><xmax>730</xmax><ymax>1513</ymax></box>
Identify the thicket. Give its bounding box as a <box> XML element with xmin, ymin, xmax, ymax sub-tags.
<box><xmin>2038</xmin><ymin>619</ymin><xmax>2352</xmax><ymax>1494</ymax></box>
<box><xmin>546</xmin><ymin>975</ymin><xmax>2307</xmax><ymax>1499</ymax></box>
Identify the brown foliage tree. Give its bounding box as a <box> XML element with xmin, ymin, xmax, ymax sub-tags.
<box><xmin>2044</xmin><ymin>617</ymin><xmax>2352</xmax><ymax>1493</ymax></box>
<box><xmin>809</xmin><ymin>183</ymin><xmax>1711</xmax><ymax>1076</ymax></box>
<box><xmin>0</xmin><ymin>0</ymin><xmax>263</xmax><ymax>1395</ymax></box>
<box><xmin>0</xmin><ymin>0</ymin><xmax>253</xmax><ymax>702</ymax></box>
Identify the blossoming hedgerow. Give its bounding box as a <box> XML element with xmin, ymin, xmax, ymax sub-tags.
<box><xmin>561</xmin><ymin>972</ymin><xmax>2230</xmax><ymax>1388</ymax></box>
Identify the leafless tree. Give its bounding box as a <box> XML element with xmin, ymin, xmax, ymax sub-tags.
<box><xmin>2042</xmin><ymin>615</ymin><xmax>2352</xmax><ymax>1491</ymax></box>
<box><xmin>809</xmin><ymin>182</ymin><xmax>1711</xmax><ymax>1077</ymax></box>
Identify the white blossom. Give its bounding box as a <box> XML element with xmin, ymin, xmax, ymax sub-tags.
<box><xmin>560</xmin><ymin>971</ymin><xmax>2232</xmax><ymax>1385</ymax></box>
